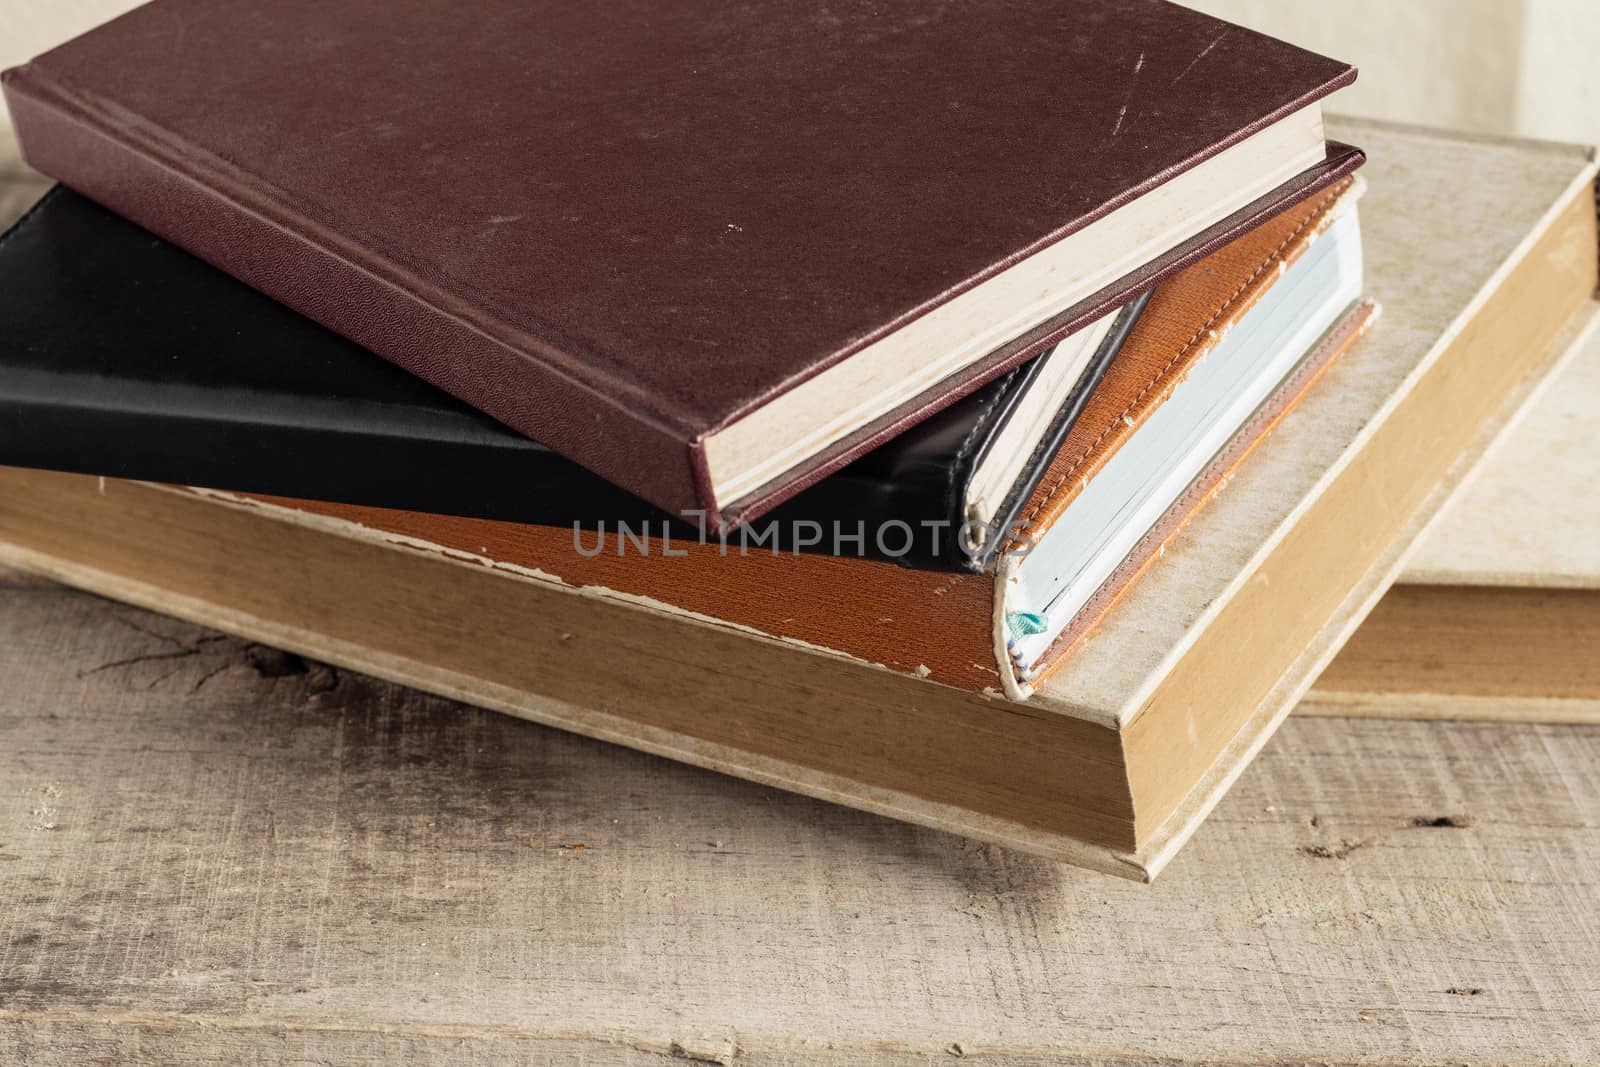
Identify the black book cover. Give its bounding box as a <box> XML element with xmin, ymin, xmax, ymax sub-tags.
<box><xmin>0</xmin><ymin>188</ymin><xmax>1139</xmax><ymax>571</ymax></box>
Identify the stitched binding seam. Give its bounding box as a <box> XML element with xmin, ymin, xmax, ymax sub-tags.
<box><xmin>945</xmin><ymin>364</ymin><xmax>1024</xmax><ymax>531</ymax></box>
<box><xmin>1018</xmin><ymin>300</ymin><xmax>1373</xmax><ymax>689</ymax></box>
<box><xmin>1007</xmin><ymin>182</ymin><xmax>1349</xmax><ymax>543</ymax></box>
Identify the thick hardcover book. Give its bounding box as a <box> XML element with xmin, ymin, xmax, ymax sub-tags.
<box><xmin>0</xmin><ymin>120</ymin><xmax>1592</xmax><ymax>877</ymax></box>
<box><xmin>1</xmin><ymin>0</ymin><xmax>1360</xmax><ymax>530</ymax></box>
<box><xmin>0</xmin><ymin>188</ymin><xmax>1143</xmax><ymax>573</ymax></box>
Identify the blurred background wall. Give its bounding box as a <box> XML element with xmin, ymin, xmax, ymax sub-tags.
<box><xmin>1</xmin><ymin>0</ymin><xmax>1597</xmax><ymax>147</ymax></box>
<box><xmin>1182</xmin><ymin>0</ymin><xmax>1600</xmax><ymax>148</ymax></box>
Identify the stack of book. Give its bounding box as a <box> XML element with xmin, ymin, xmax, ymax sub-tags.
<box><xmin>0</xmin><ymin>0</ymin><xmax>1593</xmax><ymax>878</ymax></box>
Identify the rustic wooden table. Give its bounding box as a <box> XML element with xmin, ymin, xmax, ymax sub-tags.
<box><xmin>3</xmin><ymin>563</ymin><xmax>1599</xmax><ymax>1065</ymax></box>
<box><xmin>4</xmin><ymin>151</ymin><xmax>1600</xmax><ymax>1067</ymax></box>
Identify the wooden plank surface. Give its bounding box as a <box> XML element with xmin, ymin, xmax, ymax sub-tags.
<box><xmin>1</xmin><ymin>566</ymin><xmax>1598</xmax><ymax>1065</ymax></box>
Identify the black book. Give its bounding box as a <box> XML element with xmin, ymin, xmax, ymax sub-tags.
<box><xmin>0</xmin><ymin>187</ymin><xmax>1141</xmax><ymax>571</ymax></box>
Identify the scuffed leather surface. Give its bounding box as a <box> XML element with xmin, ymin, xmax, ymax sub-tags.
<box><xmin>3</xmin><ymin>0</ymin><xmax>1354</xmax><ymax>521</ymax></box>
<box><xmin>961</xmin><ymin>293</ymin><xmax>1148</xmax><ymax>574</ymax></box>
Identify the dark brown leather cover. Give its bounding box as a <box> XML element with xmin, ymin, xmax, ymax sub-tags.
<box><xmin>2</xmin><ymin>0</ymin><xmax>1357</xmax><ymax>528</ymax></box>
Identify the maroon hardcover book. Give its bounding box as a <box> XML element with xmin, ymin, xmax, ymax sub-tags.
<box><xmin>3</xmin><ymin>0</ymin><xmax>1359</xmax><ymax>530</ymax></box>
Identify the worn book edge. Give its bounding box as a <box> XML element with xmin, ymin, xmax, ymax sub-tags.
<box><xmin>1135</xmin><ymin>294</ymin><xmax>1600</xmax><ymax>877</ymax></box>
<box><xmin>1063</xmin><ymin>153</ymin><xmax>1600</xmax><ymax>732</ymax></box>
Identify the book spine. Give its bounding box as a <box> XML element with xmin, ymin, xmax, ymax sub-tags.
<box><xmin>1</xmin><ymin>68</ymin><xmax>708</xmax><ymax>523</ymax></box>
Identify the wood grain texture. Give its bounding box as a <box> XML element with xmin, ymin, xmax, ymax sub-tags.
<box><xmin>1</xmin><ymin>568</ymin><xmax>1598</xmax><ymax>1066</ymax></box>
<box><xmin>1329</xmin><ymin>585</ymin><xmax>1600</xmax><ymax>700</ymax></box>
